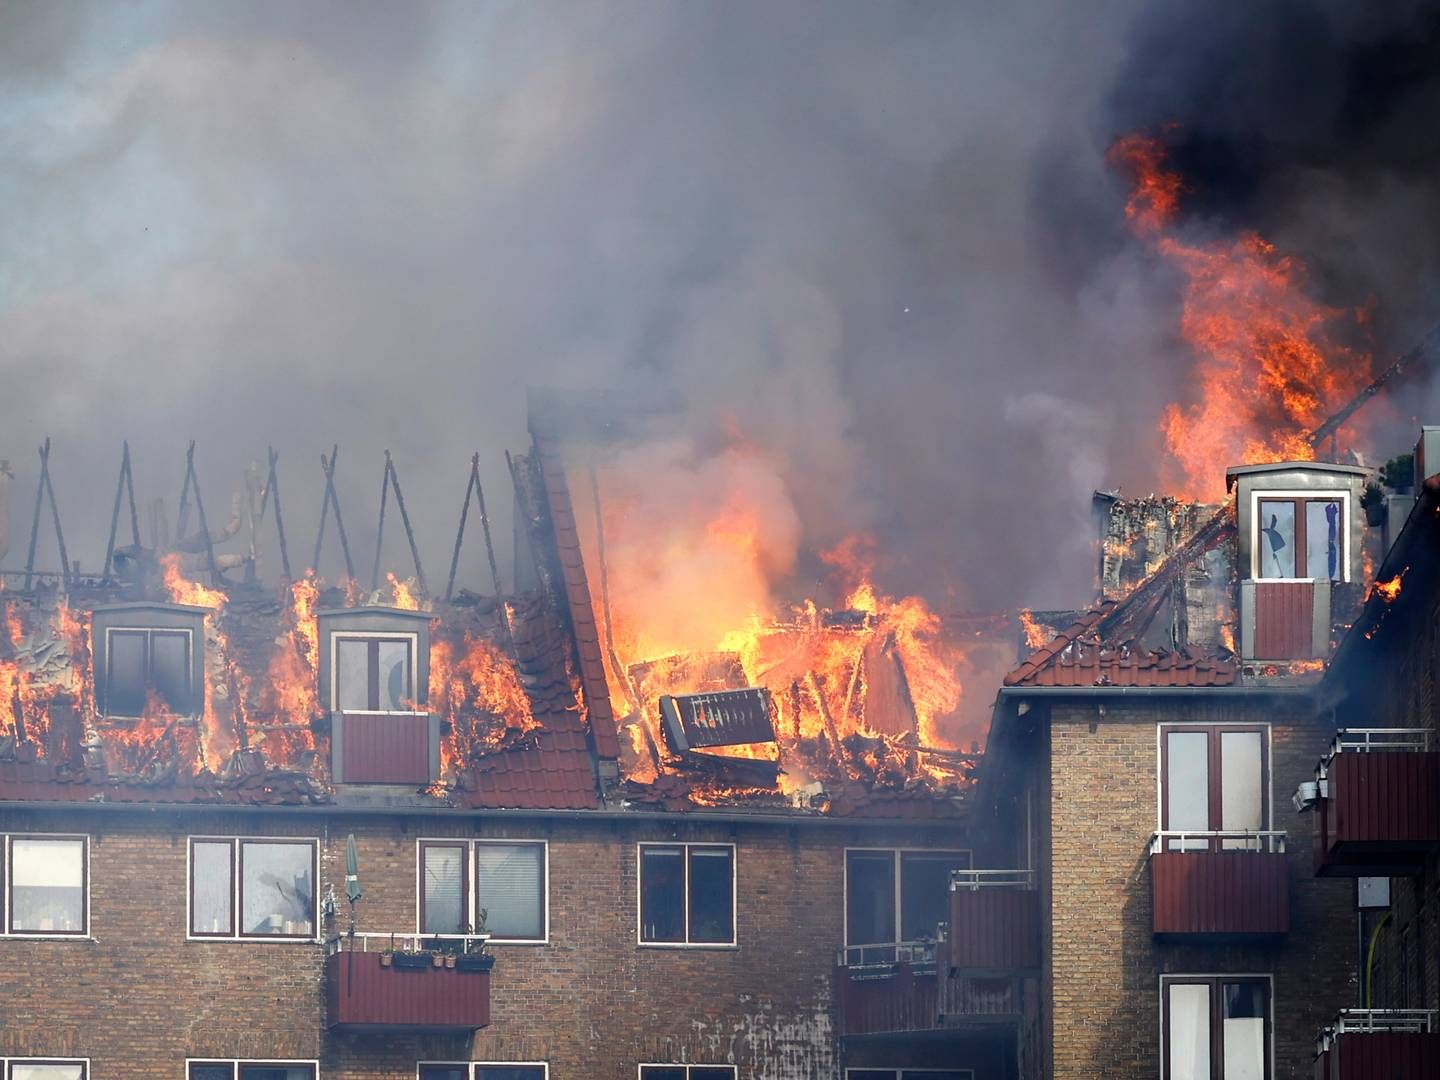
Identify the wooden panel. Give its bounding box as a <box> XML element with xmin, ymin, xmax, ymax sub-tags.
<box><xmin>1150</xmin><ymin>851</ymin><xmax>1288</xmax><ymax>935</ymax></box>
<box><xmin>1330</xmin><ymin>1032</ymin><xmax>1440</xmax><ymax>1079</ymax></box>
<box><xmin>1252</xmin><ymin>581</ymin><xmax>1314</xmax><ymax>660</ymax></box>
<box><xmin>1331</xmin><ymin>752</ymin><xmax>1440</xmax><ymax>852</ymax></box>
<box><xmin>832</xmin><ymin>962</ymin><xmax>940</xmax><ymax>1036</ymax></box>
<box><xmin>946</xmin><ymin>889</ymin><xmax>1040</xmax><ymax>973</ymax></box>
<box><xmin>341</xmin><ymin>712</ymin><xmax>430</xmax><ymax>784</ymax></box>
<box><xmin>325</xmin><ymin>951</ymin><xmax>490</xmax><ymax>1029</ymax></box>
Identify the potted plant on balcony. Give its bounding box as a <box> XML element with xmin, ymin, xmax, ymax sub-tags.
<box><xmin>455</xmin><ymin>911</ymin><xmax>494</xmax><ymax>973</ymax></box>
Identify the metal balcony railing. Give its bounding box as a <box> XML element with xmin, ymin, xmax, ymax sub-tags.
<box><xmin>837</xmin><ymin>939</ymin><xmax>937</xmax><ymax>972</ymax></box>
<box><xmin>1316</xmin><ymin>1009</ymin><xmax>1437</xmax><ymax>1055</ymax></box>
<box><xmin>950</xmin><ymin>869</ymin><xmax>1035</xmax><ymax>891</ymax></box>
<box><xmin>326</xmin><ymin>931</ymin><xmax>490</xmax><ymax>956</ymax></box>
<box><xmin>1328</xmin><ymin>727</ymin><xmax>1432</xmax><ymax>761</ymax></box>
<box><xmin>1150</xmin><ymin>830</ymin><xmax>1287</xmax><ymax>855</ymax></box>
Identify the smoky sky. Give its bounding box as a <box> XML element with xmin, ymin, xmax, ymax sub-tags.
<box><xmin>3</xmin><ymin>1</ymin><xmax>1439</xmax><ymax>615</ymax></box>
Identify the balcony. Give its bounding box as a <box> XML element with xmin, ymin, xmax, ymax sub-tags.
<box><xmin>944</xmin><ymin>870</ymin><xmax>1040</xmax><ymax>975</ymax></box>
<box><xmin>1149</xmin><ymin>831</ymin><xmax>1289</xmax><ymax>936</ymax></box>
<box><xmin>325</xmin><ymin>934</ymin><xmax>491</xmax><ymax>1031</ymax></box>
<box><xmin>1305</xmin><ymin>729</ymin><xmax>1440</xmax><ymax>877</ymax></box>
<box><xmin>1314</xmin><ymin>1010</ymin><xmax>1440</xmax><ymax>1080</ymax></box>
<box><xmin>832</xmin><ymin>942</ymin><xmax>1020</xmax><ymax>1037</ymax></box>
<box><xmin>1240</xmin><ymin>578</ymin><xmax>1330</xmax><ymax>660</ymax></box>
<box><xmin>331</xmin><ymin>710</ymin><xmax>440</xmax><ymax>784</ymax></box>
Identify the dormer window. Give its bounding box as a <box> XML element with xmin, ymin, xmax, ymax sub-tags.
<box><xmin>91</xmin><ymin>603</ymin><xmax>208</xmax><ymax>719</ymax></box>
<box><xmin>333</xmin><ymin>635</ymin><xmax>415</xmax><ymax>712</ymax></box>
<box><xmin>1254</xmin><ymin>495</ymin><xmax>1346</xmax><ymax>581</ymax></box>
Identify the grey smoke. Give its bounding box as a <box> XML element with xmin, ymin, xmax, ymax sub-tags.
<box><xmin>2</xmin><ymin>1</ymin><xmax>1438</xmax><ymax>614</ymax></box>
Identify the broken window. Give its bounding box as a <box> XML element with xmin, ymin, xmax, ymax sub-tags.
<box><xmin>639</xmin><ymin>1068</ymin><xmax>736</xmax><ymax>1080</ymax></box>
<box><xmin>418</xmin><ymin>1068</ymin><xmax>546</xmax><ymax>1080</ymax></box>
<box><xmin>333</xmin><ymin>634</ymin><xmax>414</xmax><ymax>712</ymax></box>
<box><xmin>188</xmin><ymin>837</ymin><xmax>316</xmax><ymax>940</ymax></box>
<box><xmin>1160</xmin><ymin>726</ymin><xmax>1268</xmax><ymax>852</ymax></box>
<box><xmin>1254</xmin><ymin>495</ymin><xmax>1344</xmax><ymax>580</ymax></box>
<box><xmin>638</xmin><ymin>843</ymin><xmax>735</xmax><ymax>946</ymax></box>
<box><xmin>187</xmin><ymin>1063</ymin><xmax>317</xmax><ymax>1080</ymax></box>
<box><xmin>1162</xmin><ymin>976</ymin><xmax>1270</xmax><ymax>1080</ymax></box>
<box><xmin>104</xmin><ymin>627</ymin><xmax>195</xmax><ymax>716</ymax></box>
<box><xmin>419</xmin><ymin>840</ymin><xmax>547</xmax><ymax>941</ymax></box>
<box><xmin>5</xmin><ymin>1063</ymin><xmax>87</xmax><ymax>1080</ymax></box>
<box><xmin>844</xmin><ymin>848</ymin><xmax>971</xmax><ymax>959</ymax></box>
<box><xmin>4</xmin><ymin>835</ymin><xmax>87</xmax><ymax>936</ymax></box>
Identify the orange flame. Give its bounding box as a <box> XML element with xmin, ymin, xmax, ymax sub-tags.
<box><xmin>387</xmin><ymin>573</ymin><xmax>425</xmax><ymax>611</ymax></box>
<box><xmin>1018</xmin><ymin>610</ymin><xmax>1050</xmax><ymax>650</ymax></box>
<box><xmin>1369</xmin><ymin>568</ymin><xmax>1406</xmax><ymax>604</ymax></box>
<box><xmin>1109</xmin><ymin>133</ymin><xmax>1372</xmax><ymax>500</ymax></box>
<box><xmin>429</xmin><ymin>632</ymin><xmax>537</xmax><ymax>781</ymax></box>
<box><xmin>159</xmin><ymin>554</ymin><xmax>236</xmax><ymax>771</ymax></box>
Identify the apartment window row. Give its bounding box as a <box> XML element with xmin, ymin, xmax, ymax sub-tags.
<box><xmin>189</xmin><ymin>1064</ymin><xmax>316</xmax><ymax>1080</ymax></box>
<box><xmin>1160</xmin><ymin>725</ymin><xmax>1269</xmax><ymax>850</ymax></box>
<box><xmin>845</xmin><ymin>848</ymin><xmax>970</xmax><ymax>957</ymax></box>
<box><xmin>638</xmin><ymin>1068</ymin><xmax>736</xmax><ymax>1080</ymax></box>
<box><xmin>1162</xmin><ymin>976</ymin><xmax>1271</xmax><ymax>1080</ymax></box>
<box><xmin>0</xmin><ymin>1063</ymin><xmax>87</xmax><ymax>1080</ymax></box>
<box><xmin>420</xmin><ymin>1067</ymin><xmax>546</xmax><ymax>1080</ymax></box>
<box><xmin>0</xmin><ymin>835</ymin><xmax>87</xmax><ymax>937</ymax></box>
<box><xmin>419</xmin><ymin>840</ymin><xmax>547</xmax><ymax>942</ymax></box>
<box><xmin>845</xmin><ymin>1072</ymin><xmax>974</xmax><ymax>1080</ymax></box>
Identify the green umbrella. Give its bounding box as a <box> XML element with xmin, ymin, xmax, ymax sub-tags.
<box><xmin>345</xmin><ymin>834</ymin><xmax>362</xmax><ymax>905</ymax></box>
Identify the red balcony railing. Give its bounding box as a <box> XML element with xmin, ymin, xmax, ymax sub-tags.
<box><xmin>1149</xmin><ymin>832</ymin><xmax>1289</xmax><ymax>936</ymax></box>
<box><xmin>944</xmin><ymin>870</ymin><xmax>1040</xmax><ymax>975</ymax></box>
<box><xmin>325</xmin><ymin>934</ymin><xmax>491</xmax><ymax>1030</ymax></box>
<box><xmin>1308</xmin><ymin>730</ymin><xmax>1440</xmax><ymax>877</ymax></box>
<box><xmin>334</xmin><ymin>711</ymin><xmax>433</xmax><ymax>784</ymax></box>
<box><xmin>832</xmin><ymin>942</ymin><xmax>1020</xmax><ymax>1037</ymax></box>
<box><xmin>1314</xmin><ymin>1009</ymin><xmax>1440</xmax><ymax>1080</ymax></box>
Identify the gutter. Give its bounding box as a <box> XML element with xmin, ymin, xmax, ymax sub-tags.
<box><xmin>996</xmin><ymin>684</ymin><xmax>1308</xmax><ymax>699</ymax></box>
<box><xmin>0</xmin><ymin>799</ymin><xmax>968</xmax><ymax>831</ymax></box>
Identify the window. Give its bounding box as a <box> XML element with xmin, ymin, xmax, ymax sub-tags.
<box><xmin>638</xmin><ymin>1068</ymin><xmax>736</xmax><ymax>1080</ymax></box>
<box><xmin>846</xmin><ymin>1072</ymin><xmax>974</xmax><ymax>1080</ymax></box>
<box><xmin>187</xmin><ymin>1063</ymin><xmax>317</xmax><ymax>1080</ymax></box>
<box><xmin>638</xmin><ymin>843</ymin><xmax>734</xmax><ymax>946</ymax></box>
<box><xmin>92</xmin><ymin>604</ymin><xmax>206</xmax><ymax>719</ymax></box>
<box><xmin>1160</xmin><ymin>726</ymin><xmax>1269</xmax><ymax>852</ymax></box>
<box><xmin>1162</xmin><ymin>976</ymin><xmax>1270</xmax><ymax>1080</ymax></box>
<box><xmin>845</xmin><ymin>848</ymin><xmax>971</xmax><ymax>955</ymax></box>
<box><xmin>332</xmin><ymin>634</ymin><xmax>415</xmax><ymax>712</ymax></box>
<box><xmin>188</xmin><ymin>838</ymin><xmax>317</xmax><ymax>940</ymax></box>
<box><xmin>1253</xmin><ymin>494</ymin><xmax>1345</xmax><ymax>580</ymax></box>
<box><xmin>2</xmin><ymin>835</ymin><xmax>88</xmax><ymax>936</ymax></box>
<box><xmin>418</xmin><ymin>1066</ymin><xmax>547</xmax><ymax>1080</ymax></box>
<box><xmin>418</xmin><ymin>840</ymin><xmax>547</xmax><ymax>943</ymax></box>
<box><xmin>3</xmin><ymin>1062</ymin><xmax>88</xmax><ymax>1080</ymax></box>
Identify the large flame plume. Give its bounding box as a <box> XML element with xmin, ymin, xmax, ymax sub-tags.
<box><xmin>1109</xmin><ymin>133</ymin><xmax>1374</xmax><ymax>500</ymax></box>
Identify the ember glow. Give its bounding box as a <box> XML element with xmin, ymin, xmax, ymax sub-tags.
<box><xmin>430</xmin><ymin>631</ymin><xmax>538</xmax><ymax>780</ymax></box>
<box><xmin>1369</xmin><ymin>568</ymin><xmax>1406</xmax><ymax>605</ymax></box>
<box><xmin>1019</xmin><ymin>610</ymin><xmax>1050</xmax><ymax>650</ymax></box>
<box><xmin>1109</xmin><ymin>133</ymin><xmax>1373</xmax><ymax>500</ymax></box>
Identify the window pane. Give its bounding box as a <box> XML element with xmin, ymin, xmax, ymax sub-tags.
<box><xmin>1224</xmin><ymin>982</ymin><xmax>1267</xmax><ymax>1080</ymax></box>
<box><xmin>336</xmin><ymin>638</ymin><xmax>370</xmax><ymax>711</ymax></box>
<box><xmin>241</xmin><ymin>842</ymin><xmax>314</xmax><ymax>937</ymax></box>
<box><xmin>1166</xmin><ymin>731</ymin><xmax>1210</xmax><ymax>849</ymax></box>
<box><xmin>1221</xmin><ymin>731</ymin><xmax>1264</xmax><ymax>849</ymax></box>
<box><xmin>846</xmin><ymin>851</ymin><xmax>896</xmax><ymax>947</ymax></box>
<box><xmin>189</xmin><ymin>1066</ymin><xmax>234</xmax><ymax>1080</ymax></box>
<box><xmin>475</xmin><ymin>1069</ymin><xmax>546</xmax><ymax>1080</ymax></box>
<box><xmin>638</xmin><ymin>1070</ymin><xmax>686</xmax><ymax>1080</ymax></box>
<box><xmin>1168</xmin><ymin>982</ymin><xmax>1211</xmax><ymax>1080</ymax></box>
<box><xmin>688</xmin><ymin>847</ymin><xmax>734</xmax><ymax>944</ymax></box>
<box><xmin>151</xmin><ymin>630</ymin><xmax>192</xmax><ymax>713</ymax></box>
<box><xmin>640</xmin><ymin>847</ymin><xmax>685</xmax><ymax>943</ymax></box>
<box><xmin>378</xmin><ymin>639</ymin><xmax>411</xmax><ymax>709</ymax></box>
<box><xmin>11</xmin><ymin>1067</ymin><xmax>85</xmax><ymax>1080</ymax></box>
<box><xmin>192</xmin><ymin>840</ymin><xmax>234</xmax><ymax>935</ymax></box>
<box><xmin>901</xmin><ymin>1073</ymin><xmax>971</xmax><ymax>1080</ymax></box>
<box><xmin>847</xmin><ymin>1073</ymin><xmax>894</xmax><ymax>1080</ymax></box>
<box><xmin>1306</xmin><ymin>499</ymin><xmax>1342</xmax><ymax>580</ymax></box>
<box><xmin>418</xmin><ymin>1070</ymin><xmax>465</xmax><ymax>1080</ymax></box>
<box><xmin>107</xmin><ymin>629</ymin><xmax>148</xmax><ymax>715</ymax></box>
<box><xmin>691</xmin><ymin>1070</ymin><xmax>735</xmax><ymax>1080</ymax></box>
<box><xmin>10</xmin><ymin>838</ymin><xmax>85</xmax><ymax>933</ymax></box>
<box><xmin>1257</xmin><ymin>500</ymin><xmax>1295</xmax><ymax>577</ymax></box>
<box><xmin>422</xmin><ymin>844</ymin><xmax>467</xmax><ymax>934</ymax></box>
<box><xmin>900</xmin><ymin>851</ymin><xmax>970</xmax><ymax>941</ymax></box>
<box><xmin>238</xmin><ymin>1067</ymin><xmax>315</xmax><ymax>1080</ymax></box>
<box><xmin>477</xmin><ymin>842</ymin><xmax>544</xmax><ymax>940</ymax></box>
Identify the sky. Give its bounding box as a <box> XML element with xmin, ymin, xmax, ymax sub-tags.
<box><xmin>3</xmin><ymin>1</ymin><xmax>1439</xmax><ymax>613</ymax></box>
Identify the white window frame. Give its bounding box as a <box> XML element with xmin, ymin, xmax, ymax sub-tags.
<box><xmin>636</xmin><ymin>842</ymin><xmax>738</xmax><ymax>949</ymax></box>
<box><xmin>1157</xmin><ymin>973</ymin><xmax>1274</xmax><ymax>1080</ymax></box>
<box><xmin>1153</xmin><ymin>724</ymin><xmax>1274</xmax><ymax>839</ymax></box>
<box><xmin>842</xmin><ymin>1071</ymin><xmax>975</xmax><ymax>1079</ymax></box>
<box><xmin>2</xmin><ymin>833</ymin><xmax>91</xmax><ymax>939</ymax></box>
<box><xmin>185</xmin><ymin>836</ymin><xmax>321</xmax><ymax>943</ymax></box>
<box><xmin>102</xmin><ymin>624</ymin><xmax>198</xmax><ymax>719</ymax></box>
<box><xmin>414</xmin><ymin>838</ymin><xmax>550</xmax><ymax>945</ymax></box>
<box><xmin>0</xmin><ymin>1059</ymin><xmax>90</xmax><ymax>1079</ymax></box>
<box><xmin>1248</xmin><ymin>488</ymin><xmax>1351</xmax><ymax>582</ymax></box>
<box><xmin>416</xmin><ymin>1064</ymin><xmax>549</xmax><ymax>1080</ymax></box>
<box><xmin>329</xmin><ymin>631</ymin><xmax>420</xmax><ymax>713</ymax></box>
<box><xmin>841</xmin><ymin>847</ymin><xmax>972</xmax><ymax>950</ymax></box>
<box><xmin>637</xmin><ymin>1067</ymin><xmax>738</xmax><ymax>1080</ymax></box>
<box><xmin>184</xmin><ymin>1059</ymin><xmax>320</xmax><ymax>1079</ymax></box>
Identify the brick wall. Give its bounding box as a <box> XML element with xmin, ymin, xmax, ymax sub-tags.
<box><xmin>0</xmin><ymin>807</ymin><xmax>991</xmax><ymax>1080</ymax></box>
<box><xmin>1046</xmin><ymin>697</ymin><xmax>1355</xmax><ymax>1080</ymax></box>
